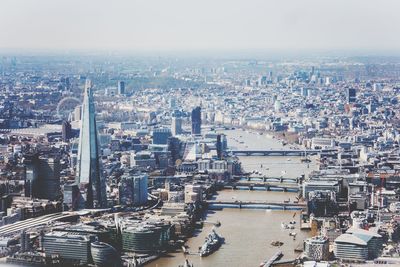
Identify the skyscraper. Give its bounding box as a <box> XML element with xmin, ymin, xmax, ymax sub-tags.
<box><xmin>62</xmin><ymin>120</ymin><xmax>72</xmax><ymax>142</ymax></box>
<box><xmin>346</xmin><ymin>88</ymin><xmax>356</xmax><ymax>103</ymax></box>
<box><xmin>167</xmin><ymin>136</ymin><xmax>181</xmax><ymax>164</ymax></box>
<box><xmin>152</xmin><ymin>128</ymin><xmax>172</xmax><ymax>145</ymax></box>
<box><xmin>171</xmin><ymin>116</ymin><xmax>182</xmax><ymax>136</ymax></box>
<box><xmin>24</xmin><ymin>153</ymin><xmax>60</xmax><ymax>201</ymax></box>
<box><xmin>119</xmin><ymin>173</ymin><xmax>148</xmax><ymax>206</ymax></box>
<box><xmin>191</xmin><ymin>106</ymin><xmax>201</xmax><ymax>135</ymax></box>
<box><xmin>76</xmin><ymin>80</ymin><xmax>107</xmax><ymax>209</ymax></box>
<box><xmin>117</xmin><ymin>81</ymin><xmax>125</xmax><ymax>95</ymax></box>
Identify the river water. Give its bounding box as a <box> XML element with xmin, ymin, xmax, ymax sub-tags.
<box><xmin>149</xmin><ymin>129</ymin><xmax>318</xmax><ymax>267</ymax></box>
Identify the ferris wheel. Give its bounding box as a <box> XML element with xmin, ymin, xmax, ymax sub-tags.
<box><xmin>56</xmin><ymin>96</ymin><xmax>81</xmax><ymax>119</ymax></box>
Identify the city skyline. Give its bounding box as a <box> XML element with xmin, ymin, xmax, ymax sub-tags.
<box><xmin>2</xmin><ymin>1</ymin><xmax>400</xmax><ymax>266</ymax></box>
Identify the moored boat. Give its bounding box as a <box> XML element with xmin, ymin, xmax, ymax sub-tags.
<box><xmin>199</xmin><ymin>229</ymin><xmax>223</xmax><ymax>257</ymax></box>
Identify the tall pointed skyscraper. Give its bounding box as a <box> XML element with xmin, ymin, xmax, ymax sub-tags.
<box><xmin>76</xmin><ymin>80</ymin><xmax>107</xmax><ymax>208</ymax></box>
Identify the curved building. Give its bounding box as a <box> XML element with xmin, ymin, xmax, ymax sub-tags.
<box><xmin>121</xmin><ymin>223</ymin><xmax>171</xmax><ymax>253</ymax></box>
<box><xmin>91</xmin><ymin>241</ymin><xmax>119</xmax><ymax>267</ymax></box>
<box><xmin>334</xmin><ymin>233</ymin><xmax>368</xmax><ymax>261</ymax></box>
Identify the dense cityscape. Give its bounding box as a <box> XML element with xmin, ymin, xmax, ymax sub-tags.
<box><xmin>2</xmin><ymin>0</ymin><xmax>400</xmax><ymax>266</ymax></box>
<box><xmin>0</xmin><ymin>54</ymin><xmax>399</xmax><ymax>267</ymax></box>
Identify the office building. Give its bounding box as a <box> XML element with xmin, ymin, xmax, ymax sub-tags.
<box><xmin>301</xmin><ymin>87</ymin><xmax>309</xmax><ymax>97</ymax></box>
<box><xmin>76</xmin><ymin>80</ymin><xmax>107</xmax><ymax>209</ymax></box>
<box><xmin>216</xmin><ymin>134</ymin><xmax>227</xmax><ymax>159</ymax></box>
<box><xmin>38</xmin><ymin>157</ymin><xmax>61</xmax><ymax>200</ymax></box>
<box><xmin>117</xmin><ymin>81</ymin><xmax>125</xmax><ymax>95</ymax></box>
<box><xmin>304</xmin><ymin>236</ymin><xmax>330</xmax><ymax>261</ymax></box>
<box><xmin>184</xmin><ymin>184</ymin><xmax>202</xmax><ymax>203</ymax></box>
<box><xmin>191</xmin><ymin>106</ymin><xmax>201</xmax><ymax>135</ymax></box>
<box><xmin>153</xmin><ymin>128</ymin><xmax>172</xmax><ymax>145</ymax></box>
<box><xmin>308</xmin><ymin>190</ymin><xmax>338</xmax><ymax>217</ymax></box>
<box><xmin>346</xmin><ymin>228</ymin><xmax>382</xmax><ymax>259</ymax></box>
<box><xmin>121</xmin><ymin>221</ymin><xmax>171</xmax><ymax>253</ymax></box>
<box><xmin>74</xmin><ymin>105</ymin><xmax>82</xmax><ymax>121</ymax></box>
<box><xmin>41</xmin><ymin>231</ymin><xmax>96</xmax><ymax>265</ymax></box>
<box><xmin>347</xmin><ymin>88</ymin><xmax>357</xmax><ymax>103</ymax></box>
<box><xmin>169</xmin><ymin>98</ymin><xmax>177</xmax><ymax>109</ymax></box>
<box><xmin>334</xmin><ymin>228</ymin><xmax>382</xmax><ymax>261</ymax></box>
<box><xmin>20</xmin><ymin>231</ymin><xmax>30</xmax><ymax>252</ymax></box>
<box><xmin>167</xmin><ymin>137</ymin><xmax>181</xmax><ymax>164</ymax></box>
<box><xmin>63</xmin><ymin>183</ymin><xmax>80</xmax><ymax>211</ymax></box>
<box><xmin>91</xmin><ymin>241</ymin><xmax>119</xmax><ymax>267</ymax></box>
<box><xmin>24</xmin><ymin>154</ymin><xmax>60</xmax><ymax>201</ymax></box>
<box><xmin>119</xmin><ymin>173</ymin><xmax>148</xmax><ymax>206</ymax></box>
<box><xmin>171</xmin><ymin>116</ymin><xmax>182</xmax><ymax>136</ymax></box>
<box><xmin>62</xmin><ymin>120</ymin><xmax>72</xmax><ymax>142</ymax></box>
<box><xmin>334</xmin><ymin>233</ymin><xmax>368</xmax><ymax>261</ymax></box>
<box><xmin>303</xmin><ymin>180</ymin><xmax>340</xmax><ymax>200</ymax></box>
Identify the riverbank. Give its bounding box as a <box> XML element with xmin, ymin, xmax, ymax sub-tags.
<box><xmin>148</xmin><ymin>128</ymin><xmax>315</xmax><ymax>267</ymax></box>
<box><xmin>148</xmin><ymin>191</ymin><xmax>311</xmax><ymax>267</ymax></box>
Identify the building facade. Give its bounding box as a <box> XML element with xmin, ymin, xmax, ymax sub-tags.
<box><xmin>76</xmin><ymin>80</ymin><xmax>107</xmax><ymax>209</ymax></box>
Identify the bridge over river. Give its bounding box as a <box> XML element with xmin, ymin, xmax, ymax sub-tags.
<box><xmin>224</xmin><ymin>180</ymin><xmax>300</xmax><ymax>192</ymax></box>
<box><xmin>229</xmin><ymin>149</ymin><xmax>336</xmax><ymax>156</ymax></box>
<box><xmin>205</xmin><ymin>200</ymin><xmax>306</xmax><ymax>211</ymax></box>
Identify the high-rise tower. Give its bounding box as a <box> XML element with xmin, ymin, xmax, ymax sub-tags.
<box><xmin>191</xmin><ymin>106</ymin><xmax>201</xmax><ymax>135</ymax></box>
<box><xmin>76</xmin><ymin>80</ymin><xmax>106</xmax><ymax>209</ymax></box>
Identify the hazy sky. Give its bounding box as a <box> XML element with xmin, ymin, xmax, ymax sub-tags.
<box><xmin>1</xmin><ymin>0</ymin><xmax>400</xmax><ymax>53</ymax></box>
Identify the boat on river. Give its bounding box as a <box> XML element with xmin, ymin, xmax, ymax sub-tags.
<box><xmin>178</xmin><ymin>259</ymin><xmax>194</xmax><ymax>267</ymax></box>
<box><xmin>199</xmin><ymin>229</ymin><xmax>223</xmax><ymax>257</ymax></box>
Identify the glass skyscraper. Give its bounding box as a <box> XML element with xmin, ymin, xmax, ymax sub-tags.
<box><xmin>76</xmin><ymin>80</ymin><xmax>107</xmax><ymax>208</ymax></box>
<box><xmin>191</xmin><ymin>106</ymin><xmax>201</xmax><ymax>135</ymax></box>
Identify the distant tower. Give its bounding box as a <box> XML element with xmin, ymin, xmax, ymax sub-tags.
<box><xmin>62</xmin><ymin>120</ymin><xmax>72</xmax><ymax>142</ymax></box>
<box><xmin>74</xmin><ymin>105</ymin><xmax>82</xmax><ymax>121</ymax></box>
<box><xmin>171</xmin><ymin>115</ymin><xmax>182</xmax><ymax>136</ymax></box>
<box><xmin>152</xmin><ymin>128</ymin><xmax>172</xmax><ymax>145</ymax></box>
<box><xmin>346</xmin><ymin>88</ymin><xmax>356</xmax><ymax>103</ymax></box>
<box><xmin>216</xmin><ymin>134</ymin><xmax>223</xmax><ymax>159</ymax></box>
<box><xmin>24</xmin><ymin>153</ymin><xmax>60</xmax><ymax>201</ymax></box>
<box><xmin>76</xmin><ymin>80</ymin><xmax>107</xmax><ymax>209</ymax></box>
<box><xmin>118</xmin><ymin>173</ymin><xmax>148</xmax><ymax>206</ymax></box>
<box><xmin>167</xmin><ymin>137</ymin><xmax>181</xmax><ymax>164</ymax></box>
<box><xmin>38</xmin><ymin>157</ymin><xmax>61</xmax><ymax>200</ymax></box>
<box><xmin>20</xmin><ymin>230</ymin><xmax>30</xmax><ymax>252</ymax></box>
<box><xmin>169</xmin><ymin>98</ymin><xmax>177</xmax><ymax>109</ymax></box>
<box><xmin>191</xmin><ymin>107</ymin><xmax>201</xmax><ymax>135</ymax></box>
<box><xmin>117</xmin><ymin>81</ymin><xmax>125</xmax><ymax>95</ymax></box>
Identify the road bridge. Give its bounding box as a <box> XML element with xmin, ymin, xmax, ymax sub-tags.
<box><xmin>229</xmin><ymin>149</ymin><xmax>336</xmax><ymax>156</ymax></box>
<box><xmin>205</xmin><ymin>200</ymin><xmax>306</xmax><ymax>210</ymax></box>
<box><xmin>234</xmin><ymin>176</ymin><xmax>300</xmax><ymax>183</ymax></box>
<box><xmin>225</xmin><ymin>181</ymin><xmax>300</xmax><ymax>192</ymax></box>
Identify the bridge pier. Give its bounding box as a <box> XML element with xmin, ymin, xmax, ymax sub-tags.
<box><xmin>266</xmin><ymin>186</ymin><xmax>270</xmax><ymax>191</ymax></box>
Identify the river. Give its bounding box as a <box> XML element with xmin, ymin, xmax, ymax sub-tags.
<box><xmin>149</xmin><ymin>129</ymin><xmax>318</xmax><ymax>267</ymax></box>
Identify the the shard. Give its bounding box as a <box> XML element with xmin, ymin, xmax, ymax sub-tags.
<box><xmin>76</xmin><ymin>79</ymin><xmax>107</xmax><ymax>208</ymax></box>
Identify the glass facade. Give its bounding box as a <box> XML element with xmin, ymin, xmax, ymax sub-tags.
<box><xmin>76</xmin><ymin>80</ymin><xmax>107</xmax><ymax>208</ymax></box>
